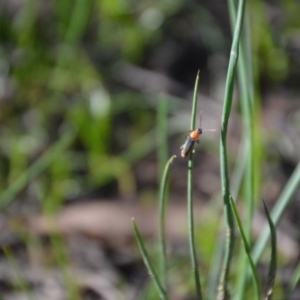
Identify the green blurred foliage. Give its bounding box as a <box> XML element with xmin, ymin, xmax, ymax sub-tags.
<box><xmin>0</xmin><ymin>0</ymin><xmax>189</xmax><ymax>199</ymax></box>
<box><xmin>0</xmin><ymin>1</ymin><xmax>300</xmax><ymax>298</ymax></box>
<box><xmin>0</xmin><ymin>0</ymin><xmax>197</xmax><ymax>209</ymax></box>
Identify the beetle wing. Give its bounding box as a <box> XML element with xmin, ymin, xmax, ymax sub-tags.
<box><xmin>180</xmin><ymin>138</ymin><xmax>196</xmax><ymax>158</ymax></box>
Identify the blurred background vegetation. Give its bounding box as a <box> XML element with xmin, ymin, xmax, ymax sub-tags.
<box><xmin>0</xmin><ymin>0</ymin><xmax>300</xmax><ymax>299</ymax></box>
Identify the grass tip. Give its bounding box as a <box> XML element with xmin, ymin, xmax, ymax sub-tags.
<box><xmin>262</xmin><ymin>199</ymin><xmax>268</xmax><ymax>210</ymax></box>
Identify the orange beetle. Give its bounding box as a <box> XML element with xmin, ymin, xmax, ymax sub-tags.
<box><xmin>180</xmin><ymin>128</ymin><xmax>203</xmax><ymax>158</ymax></box>
<box><xmin>180</xmin><ymin>111</ymin><xmax>215</xmax><ymax>158</ymax></box>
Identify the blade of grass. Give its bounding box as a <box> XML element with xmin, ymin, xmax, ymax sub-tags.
<box><xmin>187</xmin><ymin>71</ymin><xmax>203</xmax><ymax>300</ymax></box>
<box><xmin>218</xmin><ymin>0</ymin><xmax>246</xmax><ymax>298</ymax></box>
<box><xmin>158</xmin><ymin>155</ymin><xmax>176</xmax><ymax>290</ymax></box>
<box><xmin>229</xmin><ymin>196</ymin><xmax>261</xmax><ymax>300</ymax></box>
<box><xmin>231</xmin><ymin>137</ymin><xmax>248</xmax><ymax>201</ymax></box>
<box><xmin>208</xmin><ymin>133</ymin><xmax>248</xmax><ymax>300</ymax></box>
<box><xmin>229</xmin><ymin>0</ymin><xmax>254</xmax><ymax>236</ymax></box>
<box><xmin>237</xmin><ymin>161</ymin><xmax>300</xmax><ymax>292</ymax></box>
<box><xmin>132</xmin><ymin>218</ymin><xmax>168</xmax><ymax>300</ymax></box>
<box><xmin>262</xmin><ymin>201</ymin><xmax>277</xmax><ymax>300</ymax></box>
<box><xmin>228</xmin><ymin>1</ymin><xmax>255</xmax><ymax>298</ymax></box>
<box><xmin>288</xmin><ymin>262</ymin><xmax>300</xmax><ymax>296</ymax></box>
<box><xmin>0</xmin><ymin>128</ymin><xmax>76</xmax><ymax>210</ymax></box>
<box><xmin>156</xmin><ymin>94</ymin><xmax>171</xmax><ymax>292</ymax></box>
<box><xmin>252</xmin><ymin>161</ymin><xmax>300</xmax><ymax>263</ymax></box>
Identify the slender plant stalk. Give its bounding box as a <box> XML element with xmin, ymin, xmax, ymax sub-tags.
<box><xmin>0</xmin><ymin>129</ymin><xmax>76</xmax><ymax>210</ymax></box>
<box><xmin>228</xmin><ymin>1</ymin><xmax>255</xmax><ymax>298</ymax></box>
<box><xmin>229</xmin><ymin>196</ymin><xmax>261</xmax><ymax>300</ymax></box>
<box><xmin>156</xmin><ymin>95</ymin><xmax>172</xmax><ymax>291</ymax></box>
<box><xmin>208</xmin><ymin>135</ymin><xmax>248</xmax><ymax>300</ymax></box>
<box><xmin>187</xmin><ymin>71</ymin><xmax>203</xmax><ymax>300</ymax></box>
<box><xmin>228</xmin><ymin>0</ymin><xmax>254</xmax><ymax>237</ymax></box>
<box><xmin>288</xmin><ymin>262</ymin><xmax>300</xmax><ymax>296</ymax></box>
<box><xmin>132</xmin><ymin>218</ymin><xmax>168</xmax><ymax>300</ymax></box>
<box><xmin>252</xmin><ymin>160</ymin><xmax>300</xmax><ymax>262</ymax></box>
<box><xmin>231</xmin><ymin>139</ymin><xmax>249</xmax><ymax>201</ymax></box>
<box><xmin>158</xmin><ymin>155</ymin><xmax>176</xmax><ymax>290</ymax></box>
<box><xmin>237</xmin><ymin>161</ymin><xmax>300</xmax><ymax>290</ymax></box>
<box><xmin>262</xmin><ymin>201</ymin><xmax>277</xmax><ymax>300</ymax></box>
<box><xmin>218</xmin><ymin>0</ymin><xmax>246</xmax><ymax>298</ymax></box>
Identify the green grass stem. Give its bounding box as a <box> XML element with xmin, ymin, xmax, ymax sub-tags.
<box><xmin>218</xmin><ymin>0</ymin><xmax>246</xmax><ymax>298</ymax></box>
<box><xmin>229</xmin><ymin>196</ymin><xmax>261</xmax><ymax>300</ymax></box>
<box><xmin>158</xmin><ymin>155</ymin><xmax>176</xmax><ymax>290</ymax></box>
<box><xmin>262</xmin><ymin>201</ymin><xmax>277</xmax><ymax>300</ymax></box>
<box><xmin>228</xmin><ymin>0</ymin><xmax>254</xmax><ymax>236</ymax></box>
<box><xmin>132</xmin><ymin>218</ymin><xmax>168</xmax><ymax>300</ymax></box>
<box><xmin>288</xmin><ymin>262</ymin><xmax>300</xmax><ymax>296</ymax></box>
<box><xmin>236</xmin><ymin>161</ymin><xmax>300</xmax><ymax>294</ymax></box>
<box><xmin>228</xmin><ymin>2</ymin><xmax>255</xmax><ymax>298</ymax></box>
<box><xmin>231</xmin><ymin>137</ymin><xmax>249</xmax><ymax>201</ymax></box>
<box><xmin>187</xmin><ymin>71</ymin><xmax>203</xmax><ymax>300</ymax></box>
<box><xmin>208</xmin><ymin>139</ymin><xmax>248</xmax><ymax>300</ymax></box>
<box><xmin>0</xmin><ymin>129</ymin><xmax>76</xmax><ymax>210</ymax></box>
<box><xmin>252</xmin><ymin>161</ymin><xmax>300</xmax><ymax>263</ymax></box>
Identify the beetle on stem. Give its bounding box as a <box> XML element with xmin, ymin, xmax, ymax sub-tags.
<box><xmin>180</xmin><ymin>111</ymin><xmax>215</xmax><ymax>158</ymax></box>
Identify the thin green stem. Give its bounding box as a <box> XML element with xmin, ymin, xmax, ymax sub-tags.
<box><xmin>288</xmin><ymin>262</ymin><xmax>300</xmax><ymax>296</ymax></box>
<box><xmin>252</xmin><ymin>161</ymin><xmax>300</xmax><ymax>263</ymax></box>
<box><xmin>132</xmin><ymin>219</ymin><xmax>168</xmax><ymax>300</ymax></box>
<box><xmin>218</xmin><ymin>0</ymin><xmax>246</xmax><ymax>298</ymax></box>
<box><xmin>231</xmin><ymin>137</ymin><xmax>249</xmax><ymax>201</ymax></box>
<box><xmin>228</xmin><ymin>1</ymin><xmax>255</xmax><ymax>298</ymax></box>
<box><xmin>229</xmin><ymin>196</ymin><xmax>261</xmax><ymax>300</ymax></box>
<box><xmin>239</xmin><ymin>161</ymin><xmax>300</xmax><ymax>291</ymax></box>
<box><xmin>208</xmin><ymin>135</ymin><xmax>248</xmax><ymax>300</ymax></box>
<box><xmin>187</xmin><ymin>71</ymin><xmax>203</xmax><ymax>300</ymax></box>
<box><xmin>262</xmin><ymin>201</ymin><xmax>277</xmax><ymax>300</ymax></box>
<box><xmin>190</xmin><ymin>71</ymin><xmax>200</xmax><ymax>131</ymax></box>
<box><xmin>158</xmin><ymin>155</ymin><xmax>176</xmax><ymax>290</ymax></box>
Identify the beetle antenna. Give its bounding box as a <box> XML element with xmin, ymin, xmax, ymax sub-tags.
<box><xmin>199</xmin><ymin>110</ymin><xmax>202</xmax><ymax>129</ymax></box>
<box><xmin>202</xmin><ymin>129</ymin><xmax>217</xmax><ymax>132</ymax></box>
